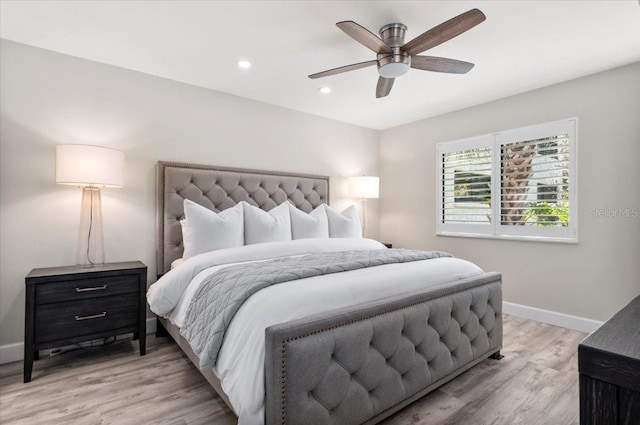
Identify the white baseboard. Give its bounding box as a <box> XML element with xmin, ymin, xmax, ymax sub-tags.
<box><xmin>503</xmin><ymin>301</ymin><xmax>603</xmax><ymax>334</ymax></box>
<box><xmin>0</xmin><ymin>342</ymin><xmax>24</xmax><ymax>366</ymax></box>
<box><xmin>0</xmin><ymin>317</ymin><xmax>158</xmax><ymax>365</ymax></box>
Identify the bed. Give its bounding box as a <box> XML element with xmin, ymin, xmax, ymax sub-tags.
<box><xmin>149</xmin><ymin>161</ymin><xmax>503</xmax><ymax>425</ymax></box>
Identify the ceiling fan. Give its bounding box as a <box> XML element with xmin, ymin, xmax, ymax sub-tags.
<box><xmin>309</xmin><ymin>9</ymin><xmax>486</xmax><ymax>98</ymax></box>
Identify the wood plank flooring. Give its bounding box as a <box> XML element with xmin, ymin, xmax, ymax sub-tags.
<box><xmin>0</xmin><ymin>315</ymin><xmax>585</xmax><ymax>424</ymax></box>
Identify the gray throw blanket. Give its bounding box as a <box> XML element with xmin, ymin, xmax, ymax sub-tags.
<box><xmin>181</xmin><ymin>249</ymin><xmax>451</xmax><ymax>370</ymax></box>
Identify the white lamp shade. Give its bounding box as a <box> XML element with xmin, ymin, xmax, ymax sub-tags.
<box><xmin>348</xmin><ymin>176</ymin><xmax>379</xmax><ymax>199</ymax></box>
<box><xmin>56</xmin><ymin>144</ymin><xmax>124</xmax><ymax>187</ymax></box>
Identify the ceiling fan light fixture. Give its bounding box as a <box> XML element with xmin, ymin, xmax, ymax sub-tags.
<box><xmin>378</xmin><ymin>62</ymin><xmax>410</xmax><ymax>78</ymax></box>
<box><xmin>377</xmin><ymin>50</ymin><xmax>411</xmax><ymax>78</ymax></box>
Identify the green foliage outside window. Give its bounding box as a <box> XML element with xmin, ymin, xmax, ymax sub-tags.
<box><xmin>524</xmin><ymin>201</ymin><xmax>569</xmax><ymax>227</ymax></box>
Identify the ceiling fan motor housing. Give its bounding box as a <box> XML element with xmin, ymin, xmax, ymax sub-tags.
<box><xmin>379</xmin><ymin>23</ymin><xmax>407</xmax><ymax>47</ymax></box>
<box><xmin>377</xmin><ymin>23</ymin><xmax>410</xmax><ymax>78</ymax></box>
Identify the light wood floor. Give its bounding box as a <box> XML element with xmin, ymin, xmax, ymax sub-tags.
<box><xmin>0</xmin><ymin>314</ymin><xmax>586</xmax><ymax>425</ymax></box>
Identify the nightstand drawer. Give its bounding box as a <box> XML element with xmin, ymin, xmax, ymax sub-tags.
<box><xmin>36</xmin><ymin>275</ymin><xmax>138</xmax><ymax>305</ymax></box>
<box><xmin>35</xmin><ymin>294</ymin><xmax>138</xmax><ymax>344</ymax></box>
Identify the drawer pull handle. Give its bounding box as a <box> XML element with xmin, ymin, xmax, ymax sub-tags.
<box><xmin>75</xmin><ymin>285</ymin><xmax>108</xmax><ymax>292</ymax></box>
<box><xmin>75</xmin><ymin>312</ymin><xmax>107</xmax><ymax>321</ymax></box>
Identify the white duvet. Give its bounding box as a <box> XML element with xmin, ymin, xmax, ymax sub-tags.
<box><xmin>147</xmin><ymin>238</ymin><xmax>484</xmax><ymax>425</ymax></box>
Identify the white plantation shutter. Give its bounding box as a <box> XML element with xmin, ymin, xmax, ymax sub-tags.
<box><xmin>437</xmin><ymin>136</ymin><xmax>493</xmax><ymax>236</ymax></box>
<box><xmin>437</xmin><ymin>118</ymin><xmax>577</xmax><ymax>242</ymax></box>
<box><xmin>496</xmin><ymin>119</ymin><xmax>577</xmax><ymax>241</ymax></box>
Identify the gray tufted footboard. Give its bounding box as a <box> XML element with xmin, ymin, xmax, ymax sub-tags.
<box><xmin>265</xmin><ymin>272</ymin><xmax>502</xmax><ymax>425</ymax></box>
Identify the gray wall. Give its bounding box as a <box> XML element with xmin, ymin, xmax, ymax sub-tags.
<box><xmin>0</xmin><ymin>40</ymin><xmax>379</xmax><ymax>348</ymax></box>
<box><xmin>380</xmin><ymin>62</ymin><xmax>640</xmax><ymax>322</ymax></box>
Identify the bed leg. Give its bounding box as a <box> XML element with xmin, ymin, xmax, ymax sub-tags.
<box><xmin>489</xmin><ymin>350</ymin><xmax>504</xmax><ymax>360</ymax></box>
<box><xmin>155</xmin><ymin>316</ymin><xmax>169</xmax><ymax>338</ymax></box>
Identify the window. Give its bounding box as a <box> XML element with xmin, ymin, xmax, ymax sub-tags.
<box><xmin>437</xmin><ymin>118</ymin><xmax>577</xmax><ymax>242</ymax></box>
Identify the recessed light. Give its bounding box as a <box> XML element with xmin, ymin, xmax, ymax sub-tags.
<box><xmin>319</xmin><ymin>87</ymin><xmax>331</xmax><ymax>94</ymax></box>
<box><xmin>238</xmin><ymin>60</ymin><xmax>251</xmax><ymax>69</ymax></box>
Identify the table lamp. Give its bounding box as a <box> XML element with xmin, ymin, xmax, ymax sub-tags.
<box><xmin>348</xmin><ymin>175</ymin><xmax>379</xmax><ymax>238</ymax></box>
<box><xmin>55</xmin><ymin>145</ymin><xmax>124</xmax><ymax>267</ymax></box>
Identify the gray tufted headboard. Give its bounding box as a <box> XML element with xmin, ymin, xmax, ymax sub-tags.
<box><xmin>156</xmin><ymin>161</ymin><xmax>330</xmax><ymax>276</ymax></box>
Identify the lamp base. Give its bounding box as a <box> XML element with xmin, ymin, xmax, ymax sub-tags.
<box><xmin>77</xmin><ymin>187</ymin><xmax>104</xmax><ymax>267</ymax></box>
<box><xmin>360</xmin><ymin>198</ymin><xmax>368</xmax><ymax>239</ymax></box>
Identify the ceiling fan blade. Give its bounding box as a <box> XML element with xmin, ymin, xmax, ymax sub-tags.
<box><xmin>403</xmin><ymin>9</ymin><xmax>486</xmax><ymax>55</ymax></box>
<box><xmin>411</xmin><ymin>56</ymin><xmax>474</xmax><ymax>74</ymax></box>
<box><xmin>309</xmin><ymin>60</ymin><xmax>377</xmax><ymax>79</ymax></box>
<box><xmin>337</xmin><ymin>21</ymin><xmax>392</xmax><ymax>54</ymax></box>
<box><xmin>376</xmin><ymin>76</ymin><xmax>395</xmax><ymax>98</ymax></box>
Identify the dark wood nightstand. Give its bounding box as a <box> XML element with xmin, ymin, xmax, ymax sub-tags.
<box><xmin>578</xmin><ymin>295</ymin><xmax>640</xmax><ymax>424</ymax></box>
<box><xmin>24</xmin><ymin>261</ymin><xmax>147</xmax><ymax>383</ymax></box>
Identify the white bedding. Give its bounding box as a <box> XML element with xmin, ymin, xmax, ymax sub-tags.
<box><xmin>147</xmin><ymin>238</ymin><xmax>484</xmax><ymax>425</ymax></box>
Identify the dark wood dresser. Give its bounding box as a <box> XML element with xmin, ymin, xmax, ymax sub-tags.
<box><xmin>24</xmin><ymin>261</ymin><xmax>147</xmax><ymax>382</ymax></box>
<box><xmin>579</xmin><ymin>295</ymin><xmax>640</xmax><ymax>424</ymax></box>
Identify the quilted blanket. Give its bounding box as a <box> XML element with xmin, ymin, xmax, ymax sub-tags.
<box><xmin>181</xmin><ymin>249</ymin><xmax>451</xmax><ymax>370</ymax></box>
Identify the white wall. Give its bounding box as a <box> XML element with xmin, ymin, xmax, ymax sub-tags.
<box><xmin>0</xmin><ymin>40</ymin><xmax>379</xmax><ymax>348</ymax></box>
<box><xmin>380</xmin><ymin>62</ymin><xmax>640</xmax><ymax>322</ymax></box>
<box><xmin>2</xmin><ymin>37</ymin><xmax>638</xmax><ymax>355</ymax></box>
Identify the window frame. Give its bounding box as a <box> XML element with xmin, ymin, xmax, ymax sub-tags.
<box><xmin>436</xmin><ymin>118</ymin><xmax>578</xmax><ymax>243</ymax></box>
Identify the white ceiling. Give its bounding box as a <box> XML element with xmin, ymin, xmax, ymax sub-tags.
<box><xmin>2</xmin><ymin>1</ymin><xmax>639</xmax><ymax>130</ymax></box>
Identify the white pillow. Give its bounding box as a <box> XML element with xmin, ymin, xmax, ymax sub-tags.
<box><xmin>289</xmin><ymin>203</ymin><xmax>329</xmax><ymax>239</ymax></box>
<box><xmin>324</xmin><ymin>205</ymin><xmax>362</xmax><ymax>238</ymax></box>
<box><xmin>243</xmin><ymin>202</ymin><xmax>292</xmax><ymax>245</ymax></box>
<box><xmin>181</xmin><ymin>200</ymin><xmax>244</xmax><ymax>259</ymax></box>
